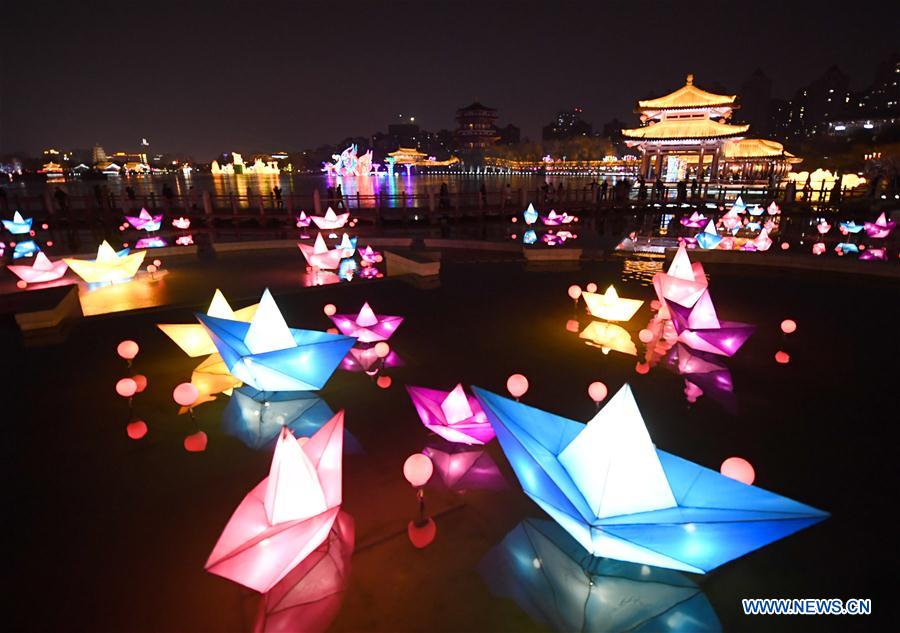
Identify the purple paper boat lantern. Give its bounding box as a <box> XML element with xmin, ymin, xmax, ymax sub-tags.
<box><xmin>329</xmin><ymin>302</ymin><xmax>403</xmax><ymax>343</ymax></box>
<box><xmin>679</xmin><ymin>212</ymin><xmax>707</xmax><ymax>228</ymax></box>
<box><xmin>339</xmin><ymin>344</ymin><xmax>403</xmax><ymax>373</ymax></box>
<box><xmin>859</xmin><ymin>247</ymin><xmax>887</xmax><ymax>261</ymax></box>
<box><xmin>541</xmin><ymin>210</ymin><xmax>574</xmax><ymax>226</ymax></box>
<box><xmin>864</xmin><ymin>213</ymin><xmax>895</xmax><ymax>239</ymax></box>
<box><xmin>406</xmin><ymin>384</ymin><xmax>495</xmax><ymax>445</ymax></box>
<box><xmin>668</xmin><ymin>290</ymin><xmax>754</xmax><ymax>357</ymax></box>
<box><xmin>422</xmin><ymin>441</ymin><xmax>507</xmax><ymax>492</ymax></box>
<box><xmin>125</xmin><ymin>208</ymin><xmax>162</xmax><ymax>232</ymax></box>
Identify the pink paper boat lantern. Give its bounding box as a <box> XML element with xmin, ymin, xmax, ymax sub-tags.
<box><xmin>124</xmin><ymin>208</ymin><xmax>162</xmax><ymax>232</ymax></box>
<box><xmin>172</xmin><ymin>217</ymin><xmax>191</xmax><ymax>230</ymax></box>
<box><xmin>679</xmin><ymin>212</ymin><xmax>707</xmax><ymax>228</ymax></box>
<box><xmin>864</xmin><ymin>212</ymin><xmax>895</xmax><ymax>239</ymax></box>
<box><xmin>359</xmin><ymin>245</ymin><xmax>381</xmax><ymax>264</ymax></box>
<box><xmin>340</xmin><ymin>344</ymin><xmax>402</xmax><ymax>372</ymax></box>
<box><xmin>859</xmin><ymin>247</ymin><xmax>887</xmax><ymax>261</ymax></box>
<box><xmin>205</xmin><ymin>413</ymin><xmax>344</xmax><ymax>593</ymax></box>
<box><xmin>298</xmin><ymin>233</ymin><xmax>344</xmax><ymax>270</ymax></box>
<box><xmin>719</xmin><ymin>208</ymin><xmax>742</xmax><ymax>231</ymax></box>
<box><xmin>816</xmin><ymin>220</ymin><xmax>831</xmax><ymax>235</ymax></box>
<box><xmin>541</xmin><ymin>210</ymin><xmax>574</xmax><ymax>226</ymax></box>
<box><xmin>766</xmin><ymin>201</ymin><xmax>781</xmax><ymax>215</ymax></box>
<box><xmin>406</xmin><ymin>384</ymin><xmax>495</xmax><ymax>445</ymax></box>
<box><xmin>752</xmin><ymin>228</ymin><xmax>773</xmax><ymax>252</ymax></box>
<box><xmin>330</xmin><ymin>302</ymin><xmax>403</xmax><ymax>343</ymax></box>
<box><xmin>652</xmin><ymin>243</ymin><xmax>708</xmax><ymax>319</ymax></box>
<box><xmin>667</xmin><ymin>290</ymin><xmax>755</xmax><ymax>357</ymax></box>
<box><xmin>296</xmin><ymin>211</ymin><xmax>312</xmax><ymax>228</ymax></box>
<box><xmin>311</xmin><ymin>207</ymin><xmax>349</xmax><ymax>230</ymax></box>
<box><xmin>7</xmin><ymin>251</ymin><xmax>68</xmax><ymax>283</ymax></box>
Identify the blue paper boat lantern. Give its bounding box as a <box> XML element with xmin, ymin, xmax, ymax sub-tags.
<box><xmin>695</xmin><ymin>221</ymin><xmax>722</xmax><ymax>250</ymax></box>
<box><xmin>839</xmin><ymin>221</ymin><xmax>864</xmax><ymax>234</ymax></box>
<box><xmin>523</xmin><ymin>203</ymin><xmax>539</xmax><ymax>225</ymax></box>
<box><xmin>13</xmin><ymin>240</ymin><xmax>40</xmax><ymax>259</ymax></box>
<box><xmin>3</xmin><ymin>212</ymin><xmax>33</xmax><ymax>235</ymax></box>
<box><xmin>197</xmin><ymin>289</ymin><xmax>356</xmax><ymax>391</ymax></box>
<box><xmin>522</xmin><ymin>229</ymin><xmax>537</xmax><ymax>245</ymax></box>
<box><xmin>473</xmin><ymin>384</ymin><xmax>828</xmax><ymax>574</ymax></box>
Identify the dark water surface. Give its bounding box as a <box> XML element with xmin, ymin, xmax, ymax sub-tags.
<box><xmin>6</xmin><ymin>259</ymin><xmax>895</xmax><ymax>632</ymax></box>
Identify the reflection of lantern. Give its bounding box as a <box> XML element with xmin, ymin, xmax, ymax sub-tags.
<box><xmin>184</xmin><ymin>431</ymin><xmax>208</xmax><ymax>452</ymax></box>
<box><xmin>775</xmin><ymin>351</ymin><xmax>790</xmax><ymax>364</ymax></box>
<box><xmin>173</xmin><ymin>382</ymin><xmax>199</xmax><ymax>407</ymax></box>
<box><xmin>116</xmin><ymin>378</ymin><xmax>137</xmax><ymax>397</ymax></box>
<box><xmin>403</xmin><ymin>453</ymin><xmax>434</xmax><ymax>487</ymax></box>
<box><xmin>408</xmin><ymin>518</ymin><xmax>437</xmax><ymax>548</ymax></box>
<box><xmin>374</xmin><ymin>342</ymin><xmax>390</xmax><ymax>358</ymax></box>
<box><xmin>126</xmin><ymin>420</ymin><xmax>148</xmax><ymax>440</ymax></box>
<box><xmin>585</xmin><ymin>283</ymin><xmax>598</xmax><ymax>293</ymax></box>
<box><xmin>720</xmin><ymin>457</ymin><xmax>755</xmax><ymax>485</ymax></box>
<box><xmin>506</xmin><ymin>374</ymin><xmax>529</xmax><ymax>398</ymax></box>
<box><xmin>132</xmin><ymin>375</ymin><xmax>148</xmax><ymax>393</ymax></box>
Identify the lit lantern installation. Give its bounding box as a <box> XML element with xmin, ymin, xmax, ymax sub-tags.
<box><xmin>64</xmin><ymin>241</ymin><xmax>146</xmax><ymax>283</ymax></box>
<box><xmin>310</xmin><ymin>207</ymin><xmax>349</xmax><ymax>230</ymax></box>
<box><xmin>2</xmin><ymin>211</ymin><xmax>33</xmax><ymax>234</ymax></box>
<box><xmin>864</xmin><ymin>212</ymin><xmax>895</xmax><ymax>239</ymax></box>
<box><xmin>337</xmin><ymin>233</ymin><xmax>357</xmax><ymax>258</ymax></box>
<box><xmin>298</xmin><ymin>233</ymin><xmax>344</xmax><ymax>270</ymax></box>
<box><xmin>403</xmin><ymin>453</ymin><xmax>434</xmax><ymax>488</ymax></box>
<box><xmin>158</xmin><ymin>289</ymin><xmax>259</xmax><ymax>357</ymax></box>
<box><xmin>206</xmin><ymin>415</ymin><xmax>345</xmax><ymax>592</ymax></box>
<box><xmin>695</xmin><ymin>221</ymin><xmax>723</xmax><ymax>250</ymax></box>
<box><xmin>839</xmin><ymin>221</ymin><xmax>864</xmax><ymax>235</ymax></box>
<box><xmin>126</xmin><ymin>420</ymin><xmax>148</xmax><ymax>440</ymax></box>
<box><xmin>328</xmin><ymin>302</ymin><xmax>403</xmax><ymax>343</ymax></box>
<box><xmin>523</xmin><ymin>203</ymin><xmax>539</xmax><ymax>225</ymax></box>
<box><xmin>13</xmin><ymin>240</ymin><xmax>41</xmax><ymax>259</ymax></box>
<box><xmin>124</xmin><ymin>208</ymin><xmax>162</xmax><ymax>232</ymax></box>
<box><xmin>506</xmin><ymin>374</ymin><xmax>529</xmax><ymax>399</ymax></box>
<box><xmin>173</xmin><ymin>382</ymin><xmax>200</xmax><ymax>407</ymax></box>
<box><xmin>780</xmin><ymin>319</ymin><xmax>797</xmax><ymax>334</ymax></box>
<box><xmin>582</xmin><ymin>285</ymin><xmax>644</xmax><ymax>322</ymax></box>
<box><xmin>652</xmin><ymin>243</ymin><xmax>708</xmax><ymax>319</ymax></box>
<box><xmin>667</xmin><ymin>290</ymin><xmax>755</xmax><ymax>357</ymax></box>
<box><xmin>720</xmin><ymin>457</ymin><xmax>755</xmax><ymax>485</ymax></box>
<box><xmin>196</xmin><ymin>289</ymin><xmax>356</xmax><ymax>391</ymax></box>
<box><xmin>172</xmin><ymin>216</ymin><xmax>191</xmax><ymax>230</ymax></box>
<box><xmin>859</xmin><ymin>247</ymin><xmax>887</xmax><ymax>261</ymax></box>
<box><xmin>117</xmin><ymin>339</ymin><xmax>140</xmax><ymax>362</ymax></box>
<box><xmin>295</xmin><ymin>211</ymin><xmax>312</xmax><ymax>229</ymax></box>
<box><xmin>359</xmin><ymin>245</ymin><xmax>381</xmax><ymax>264</ymax></box>
<box><xmin>679</xmin><ymin>211</ymin><xmax>707</xmax><ymax>228</ymax></box>
<box><xmin>579</xmin><ymin>321</ymin><xmax>637</xmax><ymax>356</ymax></box>
<box><xmin>751</xmin><ymin>228</ymin><xmax>773</xmax><ymax>252</ymax></box>
<box><xmin>541</xmin><ymin>210</ymin><xmax>575</xmax><ymax>226</ymax></box>
<box><xmin>7</xmin><ymin>252</ymin><xmax>68</xmax><ymax>283</ymax></box>
<box><xmin>406</xmin><ymin>384</ymin><xmax>494</xmax><ymax>445</ymax></box>
<box><xmin>116</xmin><ymin>378</ymin><xmax>137</xmax><ymax>398</ymax></box>
<box><xmin>473</xmin><ymin>383</ymin><xmax>828</xmax><ymax>573</ymax></box>
<box><xmin>588</xmin><ymin>381</ymin><xmax>608</xmax><ymax>405</ymax></box>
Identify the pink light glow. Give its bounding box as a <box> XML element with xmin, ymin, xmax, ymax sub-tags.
<box><xmin>780</xmin><ymin>319</ymin><xmax>797</xmax><ymax>334</ymax></box>
<box><xmin>206</xmin><ymin>414</ymin><xmax>344</xmax><ymax>592</ymax></box>
<box><xmin>184</xmin><ymin>431</ymin><xmax>208</xmax><ymax>452</ymax></box>
<box><xmin>652</xmin><ymin>243</ymin><xmax>708</xmax><ymax>319</ymax></box>
<box><xmin>7</xmin><ymin>252</ymin><xmax>68</xmax><ymax>283</ymax></box>
<box><xmin>864</xmin><ymin>212</ymin><xmax>895</xmax><ymax>239</ymax></box>
<box><xmin>407</xmin><ymin>384</ymin><xmax>495</xmax><ymax>445</ymax></box>
<box><xmin>775</xmin><ymin>350</ymin><xmax>790</xmax><ymax>364</ymax></box>
<box><xmin>403</xmin><ymin>453</ymin><xmax>434</xmax><ymax>487</ymax></box>
<box><xmin>816</xmin><ymin>220</ymin><xmax>831</xmax><ymax>235</ymax></box>
<box><xmin>720</xmin><ymin>457</ymin><xmax>755</xmax><ymax>485</ymax></box>
<box><xmin>295</xmin><ymin>211</ymin><xmax>312</xmax><ymax>228</ymax></box>
<box><xmin>376</xmin><ymin>375</ymin><xmax>392</xmax><ymax>389</ymax></box>
<box><xmin>116</xmin><ymin>378</ymin><xmax>137</xmax><ymax>397</ymax></box>
<box><xmin>567</xmin><ymin>285</ymin><xmax>582</xmax><ymax>300</ymax></box>
<box><xmin>126</xmin><ymin>420</ymin><xmax>148</xmax><ymax>440</ymax></box>
<box><xmin>329</xmin><ymin>302</ymin><xmax>404</xmax><ymax>343</ymax></box>
<box><xmin>311</xmin><ymin>208</ymin><xmax>349</xmax><ymax>230</ymax></box>
<box><xmin>506</xmin><ymin>374</ymin><xmax>529</xmax><ymax>398</ymax></box>
<box><xmin>298</xmin><ymin>234</ymin><xmax>343</xmax><ymax>270</ymax></box>
<box><xmin>173</xmin><ymin>383</ymin><xmax>199</xmax><ymax>407</ymax></box>
<box><xmin>407</xmin><ymin>518</ymin><xmax>437</xmax><ymax>549</ymax></box>
<box><xmin>172</xmin><ymin>217</ymin><xmax>191</xmax><ymax>230</ymax></box>
<box><xmin>812</xmin><ymin>242</ymin><xmax>826</xmax><ymax>256</ymax></box>
<box><xmin>668</xmin><ymin>290</ymin><xmax>755</xmax><ymax>357</ymax></box>
<box><xmin>588</xmin><ymin>381</ymin><xmax>608</xmax><ymax>403</ymax></box>
<box><xmin>117</xmin><ymin>340</ymin><xmax>139</xmax><ymax>360</ymax></box>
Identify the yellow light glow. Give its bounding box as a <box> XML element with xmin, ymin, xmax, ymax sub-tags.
<box><xmin>180</xmin><ymin>353</ymin><xmax>242</xmax><ymax>412</ymax></box>
<box><xmin>64</xmin><ymin>241</ymin><xmax>146</xmax><ymax>284</ymax></box>
<box><xmin>158</xmin><ymin>289</ymin><xmax>259</xmax><ymax>357</ymax></box>
<box><xmin>582</xmin><ymin>285</ymin><xmax>644</xmax><ymax>322</ymax></box>
<box><xmin>579</xmin><ymin>321</ymin><xmax>638</xmax><ymax>356</ymax></box>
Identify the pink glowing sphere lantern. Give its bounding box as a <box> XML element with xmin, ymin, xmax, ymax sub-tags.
<box><xmin>173</xmin><ymin>382</ymin><xmax>199</xmax><ymax>407</ymax></box>
<box><xmin>720</xmin><ymin>457</ymin><xmax>755</xmax><ymax>485</ymax></box>
<box><xmin>184</xmin><ymin>431</ymin><xmax>208</xmax><ymax>452</ymax></box>
<box><xmin>506</xmin><ymin>374</ymin><xmax>529</xmax><ymax>398</ymax></box>
<box><xmin>635</xmin><ymin>362</ymin><xmax>650</xmax><ymax>375</ymax></box>
<box><xmin>132</xmin><ymin>374</ymin><xmax>148</xmax><ymax>393</ymax></box>
<box><xmin>775</xmin><ymin>351</ymin><xmax>791</xmax><ymax>364</ymax></box>
<box><xmin>147</xmin><ymin>264</ymin><xmax>158</xmax><ymax>274</ymax></box>
<box><xmin>152</xmin><ymin>259</ymin><xmax>162</xmax><ymax>267</ymax></box>
<box><xmin>16</xmin><ymin>280</ymin><xmax>27</xmax><ymax>289</ymax></box>
<box><xmin>638</xmin><ymin>329</ymin><xmax>654</xmax><ymax>343</ymax></box>
<box><xmin>117</xmin><ymin>340</ymin><xmax>139</xmax><ymax>360</ymax></box>
<box><xmin>116</xmin><ymin>378</ymin><xmax>137</xmax><ymax>398</ymax></box>
<box><xmin>588</xmin><ymin>381</ymin><xmax>608</xmax><ymax>403</ymax></box>
<box><xmin>407</xmin><ymin>518</ymin><xmax>437</xmax><ymax>549</ymax></box>
<box><xmin>780</xmin><ymin>319</ymin><xmax>797</xmax><ymax>334</ymax></box>
<box><xmin>376</xmin><ymin>375</ymin><xmax>392</xmax><ymax>389</ymax></box>
<box><xmin>780</xmin><ymin>242</ymin><xmax>790</xmax><ymax>250</ymax></box>
<box><xmin>585</xmin><ymin>282</ymin><xmax>598</xmax><ymax>293</ymax></box>
<box><xmin>403</xmin><ymin>453</ymin><xmax>434</xmax><ymax>487</ymax></box>
<box><xmin>567</xmin><ymin>285</ymin><xmax>582</xmax><ymax>300</ymax></box>
<box><xmin>323</xmin><ymin>303</ymin><xmax>337</xmax><ymax>316</ymax></box>
<box><xmin>374</xmin><ymin>342</ymin><xmax>391</xmax><ymax>358</ymax></box>
<box><xmin>126</xmin><ymin>420</ymin><xmax>148</xmax><ymax>440</ymax></box>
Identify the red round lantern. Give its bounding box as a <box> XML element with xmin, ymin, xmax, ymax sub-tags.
<box><xmin>126</xmin><ymin>420</ymin><xmax>148</xmax><ymax>440</ymax></box>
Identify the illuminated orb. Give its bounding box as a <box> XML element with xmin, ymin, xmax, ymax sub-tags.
<box><xmin>184</xmin><ymin>431</ymin><xmax>208</xmax><ymax>452</ymax></box>
<box><xmin>323</xmin><ymin>303</ymin><xmax>337</xmax><ymax>316</ymax></box>
<box><xmin>585</xmin><ymin>282</ymin><xmax>598</xmax><ymax>293</ymax></box>
<box><xmin>132</xmin><ymin>374</ymin><xmax>148</xmax><ymax>393</ymax></box>
<box><xmin>126</xmin><ymin>420</ymin><xmax>148</xmax><ymax>440</ymax></box>
<box><xmin>377</xmin><ymin>375</ymin><xmax>392</xmax><ymax>389</ymax></box>
<box><xmin>588</xmin><ymin>381</ymin><xmax>608</xmax><ymax>403</ymax></box>
<box><xmin>506</xmin><ymin>374</ymin><xmax>529</xmax><ymax>398</ymax></box>
<box><xmin>173</xmin><ymin>382</ymin><xmax>199</xmax><ymax>407</ymax></box>
<box><xmin>567</xmin><ymin>285</ymin><xmax>581</xmax><ymax>300</ymax></box>
<box><xmin>407</xmin><ymin>518</ymin><xmax>437</xmax><ymax>549</ymax></box>
<box><xmin>152</xmin><ymin>259</ymin><xmax>161</xmax><ymax>267</ymax></box>
<box><xmin>511</xmin><ymin>217</ymin><xmax>518</xmax><ymax>223</ymax></box>
<box><xmin>117</xmin><ymin>340</ymin><xmax>140</xmax><ymax>360</ymax></box>
<box><xmin>16</xmin><ymin>280</ymin><xmax>27</xmax><ymax>289</ymax></box>
<box><xmin>780</xmin><ymin>242</ymin><xmax>790</xmax><ymax>250</ymax></box>
<box><xmin>326</xmin><ymin>327</ymin><xmax>339</xmax><ymax>334</ymax></box>
<box><xmin>565</xmin><ymin>319</ymin><xmax>579</xmax><ymax>333</ymax></box>
<box><xmin>780</xmin><ymin>319</ymin><xmax>797</xmax><ymax>334</ymax></box>
<box><xmin>638</xmin><ymin>329</ymin><xmax>654</xmax><ymax>343</ymax></box>
<box><xmin>374</xmin><ymin>342</ymin><xmax>391</xmax><ymax>358</ymax></box>
<box><xmin>42</xmin><ymin>223</ymin><xmax>49</xmax><ymax>230</ymax></box>
<box><xmin>147</xmin><ymin>264</ymin><xmax>158</xmax><ymax>273</ymax></box>
<box><xmin>116</xmin><ymin>378</ymin><xmax>137</xmax><ymax>398</ymax></box>
<box><xmin>403</xmin><ymin>453</ymin><xmax>434</xmax><ymax>487</ymax></box>
<box><xmin>46</xmin><ymin>240</ymin><xmax>54</xmax><ymax>247</ymax></box>
<box><xmin>635</xmin><ymin>362</ymin><xmax>650</xmax><ymax>375</ymax></box>
<box><xmin>775</xmin><ymin>351</ymin><xmax>791</xmax><ymax>364</ymax></box>
<box><xmin>720</xmin><ymin>457</ymin><xmax>755</xmax><ymax>485</ymax></box>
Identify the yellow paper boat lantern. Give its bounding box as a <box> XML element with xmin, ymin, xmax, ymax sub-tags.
<box><xmin>579</xmin><ymin>321</ymin><xmax>637</xmax><ymax>356</ymax></box>
<box><xmin>64</xmin><ymin>241</ymin><xmax>146</xmax><ymax>283</ymax></box>
<box><xmin>582</xmin><ymin>285</ymin><xmax>644</xmax><ymax>322</ymax></box>
<box><xmin>158</xmin><ymin>289</ymin><xmax>258</xmax><ymax>357</ymax></box>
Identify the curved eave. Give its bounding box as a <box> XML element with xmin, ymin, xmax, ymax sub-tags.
<box><xmin>637</xmin><ymin>103</ymin><xmax>737</xmax><ymax>113</ymax></box>
<box><xmin>623</xmin><ymin>133</ymin><xmax>747</xmax><ymax>142</ymax></box>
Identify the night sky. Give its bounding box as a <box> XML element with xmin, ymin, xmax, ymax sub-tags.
<box><xmin>2</xmin><ymin>0</ymin><xmax>897</xmax><ymax>158</ymax></box>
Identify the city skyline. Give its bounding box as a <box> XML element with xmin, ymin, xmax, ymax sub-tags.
<box><xmin>2</xmin><ymin>0</ymin><xmax>898</xmax><ymax>156</ymax></box>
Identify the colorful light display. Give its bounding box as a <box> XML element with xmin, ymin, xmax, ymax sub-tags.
<box><xmin>523</xmin><ymin>203</ymin><xmax>539</xmax><ymax>225</ymax></box>
<box><xmin>206</xmin><ymin>415</ymin><xmax>344</xmax><ymax>592</ymax></box>
<box><xmin>480</xmin><ymin>518</ymin><xmax>721</xmax><ymax>632</ymax></box>
<box><xmin>679</xmin><ymin>212</ymin><xmax>707</xmax><ymax>228</ymax></box>
<box><xmin>720</xmin><ymin>208</ymin><xmax>742</xmax><ymax>232</ymax></box>
<box><xmin>197</xmin><ymin>289</ymin><xmax>356</xmax><ymax>391</ymax></box>
<box><xmin>406</xmin><ymin>384</ymin><xmax>494</xmax><ymax>445</ymax></box>
<box><xmin>298</xmin><ymin>233</ymin><xmax>344</xmax><ymax>270</ymax></box>
<box><xmin>7</xmin><ymin>251</ymin><xmax>68</xmax><ymax>283</ymax></box>
<box><xmin>582</xmin><ymin>285</ymin><xmax>644</xmax><ymax>322</ymax></box>
<box><xmin>695</xmin><ymin>221</ymin><xmax>723</xmax><ymax>249</ymax></box>
<box><xmin>13</xmin><ymin>240</ymin><xmax>40</xmax><ymax>259</ymax></box>
<box><xmin>311</xmin><ymin>208</ymin><xmax>350</xmax><ymax>231</ymax></box>
<box><xmin>541</xmin><ymin>210</ymin><xmax>574</xmax><ymax>226</ymax></box>
<box><xmin>124</xmin><ymin>208</ymin><xmax>162</xmax><ymax>232</ymax></box>
<box><xmin>329</xmin><ymin>302</ymin><xmax>403</xmax><ymax>343</ymax></box>
<box><xmin>322</xmin><ymin>144</ymin><xmax>374</xmax><ymax>176</ymax></box>
<box><xmin>223</xmin><ymin>386</ymin><xmax>337</xmax><ymax>450</ymax></box>
<box><xmin>864</xmin><ymin>212</ymin><xmax>895</xmax><ymax>239</ymax></box>
<box><xmin>473</xmin><ymin>383</ymin><xmax>828</xmax><ymax>573</ymax></box>
<box><xmin>667</xmin><ymin>290</ymin><xmax>755</xmax><ymax>357</ymax></box>
<box><xmin>64</xmin><ymin>241</ymin><xmax>146</xmax><ymax>283</ymax></box>
<box><xmin>158</xmin><ymin>289</ymin><xmax>259</xmax><ymax>357</ymax></box>
<box><xmin>2</xmin><ymin>211</ymin><xmax>33</xmax><ymax>234</ymax></box>
<box><xmin>339</xmin><ymin>344</ymin><xmax>403</xmax><ymax>372</ymax></box>
<box><xmin>579</xmin><ymin>321</ymin><xmax>637</xmax><ymax>356</ymax></box>
<box><xmin>652</xmin><ymin>243</ymin><xmax>708</xmax><ymax>319</ymax></box>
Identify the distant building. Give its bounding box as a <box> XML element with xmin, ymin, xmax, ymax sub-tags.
<box><xmin>542</xmin><ymin>108</ymin><xmax>592</xmax><ymax>141</ymax></box>
<box><xmin>92</xmin><ymin>144</ymin><xmax>107</xmax><ymax>165</ymax></box>
<box><xmin>454</xmin><ymin>102</ymin><xmax>499</xmax><ymax>152</ymax></box>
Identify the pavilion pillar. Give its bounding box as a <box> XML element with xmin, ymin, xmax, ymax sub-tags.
<box><xmin>710</xmin><ymin>146</ymin><xmax>720</xmax><ymax>182</ymax></box>
<box><xmin>654</xmin><ymin>149</ymin><xmax>663</xmax><ymax>180</ymax></box>
<box><xmin>697</xmin><ymin>145</ymin><xmax>706</xmax><ymax>181</ymax></box>
<box><xmin>640</xmin><ymin>149</ymin><xmax>651</xmax><ymax>178</ymax></box>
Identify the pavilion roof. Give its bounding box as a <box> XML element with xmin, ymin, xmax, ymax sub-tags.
<box><xmin>638</xmin><ymin>75</ymin><xmax>736</xmax><ymax>111</ymax></box>
<box><xmin>723</xmin><ymin>138</ymin><xmax>801</xmax><ymax>162</ymax></box>
<box><xmin>622</xmin><ymin>118</ymin><xmax>749</xmax><ymax>141</ymax></box>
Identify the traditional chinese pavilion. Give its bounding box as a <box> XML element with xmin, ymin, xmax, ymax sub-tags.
<box><xmin>455</xmin><ymin>102</ymin><xmax>500</xmax><ymax>152</ymax></box>
<box><xmin>622</xmin><ymin>75</ymin><xmax>800</xmax><ymax>182</ymax></box>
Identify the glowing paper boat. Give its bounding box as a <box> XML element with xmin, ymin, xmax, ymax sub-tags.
<box><xmin>337</xmin><ymin>234</ymin><xmax>357</xmax><ymax>258</ymax></box>
<box><xmin>668</xmin><ymin>289</ymin><xmax>754</xmax><ymax>357</ymax></box>
<box><xmin>406</xmin><ymin>384</ymin><xmax>494</xmax><ymax>445</ymax></box>
<box><xmin>542</xmin><ymin>230</ymin><xmax>575</xmax><ymax>245</ymax></box>
<box><xmin>864</xmin><ymin>213</ymin><xmax>895</xmax><ymax>238</ymax></box>
<box><xmin>859</xmin><ymin>247</ymin><xmax>887</xmax><ymax>261</ymax></box>
<box><xmin>730</xmin><ymin>195</ymin><xmax>746</xmax><ymax>214</ymax></box>
<box><xmin>422</xmin><ymin>441</ymin><xmax>506</xmax><ymax>492</ymax></box>
<box><xmin>337</xmin><ymin>258</ymin><xmax>358</xmax><ymax>281</ymax></box>
<box><xmin>296</xmin><ymin>211</ymin><xmax>312</xmax><ymax>228</ymax></box>
<box><xmin>523</xmin><ymin>203</ymin><xmax>539</xmax><ymax>225</ymax></box>
<box><xmin>579</xmin><ymin>321</ymin><xmax>637</xmax><ymax>356</ymax></box>
<box><xmin>158</xmin><ymin>289</ymin><xmax>259</xmax><ymax>357</ymax></box>
<box><xmin>172</xmin><ymin>217</ymin><xmax>191</xmax><ymax>230</ymax></box>
<box><xmin>254</xmin><ymin>511</ymin><xmax>354</xmax><ymax>633</ymax></box>
<box><xmin>176</xmin><ymin>235</ymin><xmax>194</xmax><ymax>246</ymax></box>
<box><xmin>13</xmin><ymin>240</ymin><xmax>40</xmax><ymax>259</ymax></box>
<box><xmin>747</xmin><ymin>204</ymin><xmax>765</xmax><ymax>217</ymax></box>
<box><xmin>311</xmin><ymin>207</ymin><xmax>349</xmax><ymax>230</ymax></box>
<box><xmin>695</xmin><ymin>221</ymin><xmax>722</xmax><ymax>250</ymax></box>
<box><xmin>479</xmin><ymin>518</ymin><xmax>721</xmax><ymax>633</ymax></box>
<box><xmin>125</xmin><ymin>208</ymin><xmax>162</xmax><ymax>232</ymax></box>
<box><xmin>719</xmin><ymin>208</ymin><xmax>742</xmax><ymax>231</ymax></box>
<box><xmin>835</xmin><ymin>242</ymin><xmax>859</xmax><ymax>255</ymax></box>
<box><xmin>473</xmin><ymin>383</ymin><xmax>828</xmax><ymax>574</ymax></box>
<box><xmin>205</xmin><ymin>414</ymin><xmax>344</xmax><ymax>592</ymax></box>
<box><xmin>522</xmin><ymin>230</ymin><xmax>537</xmax><ymax>245</ymax></box>
<box><xmin>652</xmin><ymin>243</ymin><xmax>708</xmax><ymax>319</ymax></box>
<box><xmin>359</xmin><ymin>245</ymin><xmax>381</xmax><ymax>264</ymax></box>
<box><xmin>816</xmin><ymin>220</ymin><xmax>831</xmax><ymax>235</ymax></box>
<box><xmin>745</xmin><ymin>221</ymin><xmax>762</xmax><ymax>232</ymax></box>
<box><xmin>679</xmin><ymin>212</ymin><xmax>707</xmax><ymax>228</ymax></box>
<box><xmin>767</xmin><ymin>201</ymin><xmax>781</xmax><ymax>215</ymax></box>
<box><xmin>197</xmin><ymin>289</ymin><xmax>355</xmax><ymax>391</ymax></box>
<box><xmin>339</xmin><ymin>344</ymin><xmax>402</xmax><ymax>373</ymax></box>
<box><xmin>665</xmin><ymin>343</ymin><xmax>735</xmax><ymax>413</ymax></box>
<box><xmin>299</xmin><ymin>234</ymin><xmax>344</xmax><ymax>270</ymax></box>
<box><xmin>7</xmin><ymin>251</ymin><xmax>68</xmax><ymax>283</ymax></box>
<box><xmin>582</xmin><ymin>285</ymin><xmax>644</xmax><ymax>322</ymax></box>
<box><xmin>541</xmin><ymin>210</ymin><xmax>574</xmax><ymax>226</ymax></box>
<box><xmin>2</xmin><ymin>211</ymin><xmax>33</xmax><ymax>234</ymax></box>
<box><xmin>64</xmin><ymin>241</ymin><xmax>146</xmax><ymax>282</ymax></box>
<box><xmin>839</xmin><ymin>221</ymin><xmax>863</xmax><ymax>234</ymax></box>
<box><xmin>329</xmin><ymin>302</ymin><xmax>403</xmax><ymax>343</ymax></box>
<box><xmin>135</xmin><ymin>236</ymin><xmax>167</xmax><ymax>249</ymax></box>
<box><xmin>223</xmin><ymin>386</ymin><xmax>336</xmax><ymax>450</ymax></box>
<box><xmin>752</xmin><ymin>228</ymin><xmax>772</xmax><ymax>252</ymax></box>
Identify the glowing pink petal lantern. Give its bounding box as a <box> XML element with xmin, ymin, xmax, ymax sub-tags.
<box><xmin>206</xmin><ymin>415</ymin><xmax>344</xmax><ymax>592</ymax></box>
<box><xmin>7</xmin><ymin>252</ymin><xmax>68</xmax><ymax>283</ymax></box>
<box><xmin>506</xmin><ymin>374</ymin><xmax>529</xmax><ymax>398</ymax></box>
<box><xmin>329</xmin><ymin>302</ymin><xmax>403</xmax><ymax>343</ymax></box>
<box><xmin>406</xmin><ymin>384</ymin><xmax>494</xmax><ymax>445</ymax></box>
<box><xmin>403</xmin><ymin>453</ymin><xmax>434</xmax><ymax>487</ymax></box>
<box><xmin>720</xmin><ymin>457</ymin><xmax>755</xmax><ymax>485</ymax></box>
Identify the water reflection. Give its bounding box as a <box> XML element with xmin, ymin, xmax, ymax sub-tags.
<box><xmin>422</xmin><ymin>439</ymin><xmax>507</xmax><ymax>493</ymax></box>
<box><xmin>664</xmin><ymin>344</ymin><xmax>736</xmax><ymax>413</ymax></box>
<box><xmin>254</xmin><ymin>511</ymin><xmax>354</xmax><ymax>633</ymax></box>
<box><xmin>479</xmin><ymin>518</ymin><xmax>721</xmax><ymax>633</ymax></box>
<box><xmin>579</xmin><ymin>321</ymin><xmax>637</xmax><ymax>356</ymax></box>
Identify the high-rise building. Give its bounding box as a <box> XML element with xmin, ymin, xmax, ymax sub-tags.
<box><xmin>542</xmin><ymin>108</ymin><xmax>592</xmax><ymax>141</ymax></box>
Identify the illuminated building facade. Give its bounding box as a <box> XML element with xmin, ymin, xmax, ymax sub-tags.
<box><xmin>455</xmin><ymin>102</ymin><xmax>500</xmax><ymax>152</ymax></box>
<box><xmin>622</xmin><ymin>75</ymin><xmax>800</xmax><ymax>182</ymax></box>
